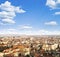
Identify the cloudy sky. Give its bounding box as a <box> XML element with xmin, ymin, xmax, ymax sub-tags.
<box><xmin>0</xmin><ymin>0</ymin><xmax>60</xmax><ymax>35</ymax></box>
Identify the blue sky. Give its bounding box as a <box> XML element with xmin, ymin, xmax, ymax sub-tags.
<box><xmin>0</xmin><ymin>0</ymin><xmax>60</xmax><ymax>35</ymax></box>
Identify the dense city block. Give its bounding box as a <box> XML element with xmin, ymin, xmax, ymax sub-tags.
<box><xmin>0</xmin><ymin>35</ymin><xmax>60</xmax><ymax>57</ymax></box>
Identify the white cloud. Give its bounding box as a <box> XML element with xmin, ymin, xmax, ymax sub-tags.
<box><xmin>38</xmin><ymin>29</ymin><xmax>60</xmax><ymax>35</ymax></box>
<box><xmin>19</xmin><ymin>25</ymin><xmax>32</xmax><ymax>29</ymax></box>
<box><xmin>0</xmin><ymin>29</ymin><xmax>60</xmax><ymax>35</ymax></box>
<box><xmin>0</xmin><ymin>29</ymin><xmax>18</xmax><ymax>35</ymax></box>
<box><xmin>2</xmin><ymin>19</ymin><xmax>15</xmax><ymax>24</ymax></box>
<box><xmin>0</xmin><ymin>1</ymin><xmax>26</xmax><ymax>24</ymax></box>
<box><xmin>55</xmin><ymin>12</ymin><xmax>60</xmax><ymax>15</ymax></box>
<box><xmin>15</xmin><ymin>7</ymin><xmax>26</xmax><ymax>13</ymax></box>
<box><xmin>46</xmin><ymin>0</ymin><xmax>56</xmax><ymax>9</ymax></box>
<box><xmin>0</xmin><ymin>1</ymin><xmax>26</xmax><ymax>13</ymax></box>
<box><xmin>57</xmin><ymin>0</ymin><xmax>60</xmax><ymax>3</ymax></box>
<box><xmin>21</xmin><ymin>30</ymin><xmax>60</xmax><ymax>35</ymax></box>
<box><xmin>45</xmin><ymin>21</ymin><xmax>57</xmax><ymax>26</ymax></box>
<box><xmin>46</xmin><ymin>0</ymin><xmax>60</xmax><ymax>9</ymax></box>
